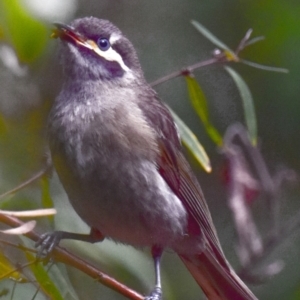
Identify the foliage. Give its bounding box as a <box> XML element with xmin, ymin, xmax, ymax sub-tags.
<box><xmin>0</xmin><ymin>1</ymin><xmax>299</xmax><ymax>300</ymax></box>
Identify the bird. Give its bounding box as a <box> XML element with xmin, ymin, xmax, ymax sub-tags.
<box><xmin>36</xmin><ymin>16</ymin><xmax>258</xmax><ymax>300</ymax></box>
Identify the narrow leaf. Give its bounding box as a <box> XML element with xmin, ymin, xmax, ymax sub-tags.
<box><xmin>245</xmin><ymin>36</ymin><xmax>265</xmax><ymax>47</ymax></box>
<box><xmin>191</xmin><ymin>20</ymin><xmax>232</xmax><ymax>52</ymax></box>
<box><xmin>0</xmin><ymin>220</ymin><xmax>36</xmax><ymax>234</ymax></box>
<box><xmin>0</xmin><ymin>251</ymin><xmax>26</xmax><ymax>281</ymax></box>
<box><xmin>0</xmin><ymin>208</ymin><xmax>56</xmax><ymax>217</ymax></box>
<box><xmin>224</xmin><ymin>66</ymin><xmax>257</xmax><ymax>144</ymax></box>
<box><xmin>25</xmin><ymin>252</ymin><xmax>64</xmax><ymax>300</ymax></box>
<box><xmin>40</xmin><ymin>175</ymin><xmax>54</xmax><ymax>223</ymax></box>
<box><xmin>185</xmin><ymin>76</ymin><xmax>209</xmax><ymax>123</ymax></box>
<box><xmin>241</xmin><ymin>59</ymin><xmax>289</xmax><ymax>73</ymax></box>
<box><xmin>168</xmin><ymin>107</ymin><xmax>211</xmax><ymax>173</ymax></box>
<box><xmin>185</xmin><ymin>75</ymin><xmax>223</xmax><ymax>146</ymax></box>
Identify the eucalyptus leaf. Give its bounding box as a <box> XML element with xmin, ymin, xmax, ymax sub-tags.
<box><xmin>0</xmin><ymin>251</ymin><xmax>26</xmax><ymax>281</ymax></box>
<box><xmin>185</xmin><ymin>76</ymin><xmax>223</xmax><ymax>146</ymax></box>
<box><xmin>241</xmin><ymin>59</ymin><xmax>289</xmax><ymax>73</ymax></box>
<box><xmin>185</xmin><ymin>76</ymin><xmax>208</xmax><ymax>124</ymax></box>
<box><xmin>245</xmin><ymin>36</ymin><xmax>265</xmax><ymax>47</ymax></box>
<box><xmin>25</xmin><ymin>252</ymin><xmax>64</xmax><ymax>300</ymax></box>
<box><xmin>191</xmin><ymin>20</ymin><xmax>232</xmax><ymax>52</ymax></box>
<box><xmin>168</xmin><ymin>107</ymin><xmax>211</xmax><ymax>173</ymax></box>
<box><xmin>224</xmin><ymin>66</ymin><xmax>257</xmax><ymax>144</ymax></box>
<box><xmin>41</xmin><ymin>176</ymin><xmax>54</xmax><ymax>209</ymax></box>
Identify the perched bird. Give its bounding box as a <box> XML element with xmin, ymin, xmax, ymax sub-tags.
<box><xmin>37</xmin><ymin>17</ymin><xmax>257</xmax><ymax>300</ymax></box>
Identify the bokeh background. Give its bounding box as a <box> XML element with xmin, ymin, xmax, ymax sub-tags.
<box><xmin>0</xmin><ymin>0</ymin><xmax>300</xmax><ymax>299</ymax></box>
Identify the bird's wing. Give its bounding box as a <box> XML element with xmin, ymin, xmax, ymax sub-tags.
<box><xmin>140</xmin><ymin>95</ymin><xmax>257</xmax><ymax>300</ymax></box>
<box><xmin>139</xmin><ymin>94</ymin><xmax>225</xmax><ymax>262</ymax></box>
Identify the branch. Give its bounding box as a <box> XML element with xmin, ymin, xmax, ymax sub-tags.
<box><xmin>0</xmin><ymin>164</ymin><xmax>51</xmax><ymax>201</ymax></box>
<box><xmin>150</xmin><ymin>57</ymin><xmax>219</xmax><ymax>87</ymax></box>
<box><xmin>150</xmin><ymin>27</ymin><xmax>287</xmax><ymax>88</ymax></box>
<box><xmin>0</xmin><ymin>213</ymin><xmax>143</xmax><ymax>300</ymax></box>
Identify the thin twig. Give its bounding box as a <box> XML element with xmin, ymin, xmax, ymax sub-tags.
<box><xmin>0</xmin><ymin>256</ymin><xmax>37</xmax><ymax>280</ymax></box>
<box><xmin>0</xmin><ymin>213</ymin><xmax>144</xmax><ymax>300</ymax></box>
<box><xmin>0</xmin><ymin>165</ymin><xmax>51</xmax><ymax>201</ymax></box>
<box><xmin>150</xmin><ymin>57</ymin><xmax>219</xmax><ymax>87</ymax></box>
<box><xmin>0</xmin><ymin>238</ymin><xmax>37</xmax><ymax>253</ymax></box>
<box><xmin>150</xmin><ymin>26</ymin><xmax>288</xmax><ymax>89</ymax></box>
<box><xmin>31</xmin><ymin>262</ymin><xmax>55</xmax><ymax>300</ymax></box>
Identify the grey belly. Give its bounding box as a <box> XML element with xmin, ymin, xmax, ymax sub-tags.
<box><xmin>62</xmin><ymin>158</ymin><xmax>188</xmax><ymax>249</ymax></box>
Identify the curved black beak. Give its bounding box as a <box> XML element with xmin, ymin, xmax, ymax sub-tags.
<box><xmin>51</xmin><ymin>22</ymin><xmax>86</xmax><ymax>45</ymax></box>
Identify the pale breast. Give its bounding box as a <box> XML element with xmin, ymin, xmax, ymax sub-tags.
<box><xmin>48</xmin><ymin>88</ymin><xmax>188</xmax><ymax>249</ymax></box>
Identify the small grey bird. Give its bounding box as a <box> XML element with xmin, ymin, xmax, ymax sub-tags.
<box><xmin>37</xmin><ymin>17</ymin><xmax>257</xmax><ymax>300</ymax></box>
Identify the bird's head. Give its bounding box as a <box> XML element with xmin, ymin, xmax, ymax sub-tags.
<box><xmin>53</xmin><ymin>17</ymin><xmax>142</xmax><ymax>82</ymax></box>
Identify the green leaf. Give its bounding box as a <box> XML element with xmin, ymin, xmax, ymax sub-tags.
<box><xmin>168</xmin><ymin>107</ymin><xmax>211</xmax><ymax>173</ymax></box>
<box><xmin>25</xmin><ymin>252</ymin><xmax>64</xmax><ymax>300</ymax></box>
<box><xmin>40</xmin><ymin>175</ymin><xmax>54</xmax><ymax>223</ymax></box>
<box><xmin>224</xmin><ymin>66</ymin><xmax>257</xmax><ymax>145</ymax></box>
<box><xmin>241</xmin><ymin>59</ymin><xmax>289</xmax><ymax>73</ymax></box>
<box><xmin>185</xmin><ymin>76</ymin><xmax>209</xmax><ymax>124</ymax></box>
<box><xmin>40</xmin><ymin>176</ymin><xmax>53</xmax><ymax>208</ymax></box>
<box><xmin>0</xmin><ymin>251</ymin><xmax>26</xmax><ymax>282</ymax></box>
<box><xmin>191</xmin><ymin>20</ymin><xmax>232</xmax><ymax>52</ymax></box>
<box><xmin>185</xmin><ymin>75</ymin><xmax>223</xmax><ymax>146</ymax></box>
<box><xmin>0</xmin><ymin>0</ymin><xmax>48</xmax><ymax>62</ymax></box>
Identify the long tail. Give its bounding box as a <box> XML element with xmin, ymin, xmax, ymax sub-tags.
<box><xmin>180</xmin><ymin>250</ymin><xmax>257</xmax><ymax>300</ymax></box>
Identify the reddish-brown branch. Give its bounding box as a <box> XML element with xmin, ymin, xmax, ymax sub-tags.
<box><xmin>150</xmin><ymin>57</ymin><xmax>219</xmax><ymax>87</ymax></box>
<box><xmin>0</xmin><ymin>213</ymin><xmax>143</xmax><ymax>300</ymax></box>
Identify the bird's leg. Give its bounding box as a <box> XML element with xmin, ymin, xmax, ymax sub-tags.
<box><xmin>145</xmin><ymin>245</ymin><xmax>163</xmax><ymax>300</ymax></box>
<box><xmin>35</xmin><ymin>227</ymin><xmax>104</xmax><ymax>257</ymax></box>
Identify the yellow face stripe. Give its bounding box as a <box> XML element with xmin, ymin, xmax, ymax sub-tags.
<box><xmin>83</xmin><ymin>39</ymin><xmax>130</xmax><ymax>72</ymax></box>
<box><xmin>53</xmin><ymin>25</ymin><xmax>130</xmax><ymax>73</ymax></box>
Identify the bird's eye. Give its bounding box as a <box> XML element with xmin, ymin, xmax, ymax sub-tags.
<box><xmin>97</xmin><ymin>38</ymin><xmax>110</xmax><ymax>51</ymax></box>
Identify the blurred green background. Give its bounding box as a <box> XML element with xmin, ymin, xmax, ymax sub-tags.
<box><xmin>0</xmin><ymin>0</ymin><xmax>300</xmax><ymax>299</ymax></box>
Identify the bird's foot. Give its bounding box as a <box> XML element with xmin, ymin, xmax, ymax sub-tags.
<box><xmin>35</xmin><ymin>231</ymin><xmax>64</xmax><ymax>258</ymax></box>
<box><xmin>144</xmin><ymin>287</ymin><xmax>162</xmax><ymax>300</ymax></box>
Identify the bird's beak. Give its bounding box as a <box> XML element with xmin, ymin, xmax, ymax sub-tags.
<box><xmin>51</xmin><ymin>23</ymin><xmax>92</xmax><ymax>49</ymax></box>
<box><xmin>51</xmin><ymin>22</ymin><xmax>130</xmax><ymax>72</ymax></box>
<box><xmin>52</xmin><ymin>23</ymin><xmax>102</xmax><ymax>53</ymax></box>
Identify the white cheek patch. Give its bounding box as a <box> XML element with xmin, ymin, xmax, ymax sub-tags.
<box><xmin>94</xmin><ymin>47</ymin><xmax>130</xmax><ymax>72</ymax></box>
<box><xmin>82</xmin><ymin>39</ymin><xmax>130</xmax><ymax>72</ymax></box>
<box><xmin>109</xmin><ymin>33</ymin><xmax>121</xmax><ymax>45</ymax></box>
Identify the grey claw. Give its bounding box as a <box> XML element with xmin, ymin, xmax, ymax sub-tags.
<box><xmin>144</xmin><ymin>287</ymin><xmax>162</xmax><ymax>300</ymax></box>
<box><xmin>35</xmin><ymin>232</ymin><xmax>62</xmax><ymax>258</ymax></box>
